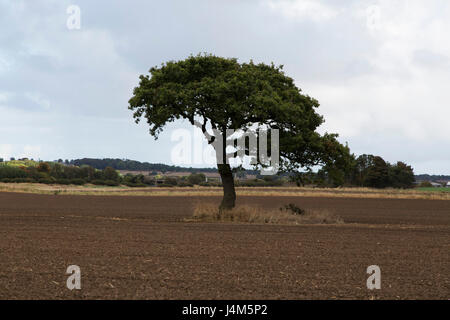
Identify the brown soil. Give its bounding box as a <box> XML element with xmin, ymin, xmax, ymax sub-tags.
<box><xmin>0</xmin><ymin>192</ymin><xmax>448</xmax><ymax>299</ymax></box>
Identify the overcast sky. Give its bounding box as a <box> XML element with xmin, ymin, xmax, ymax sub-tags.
<box><xmin>1</xmin><ymin>0</ymin><xmax>449</xmax><ymax>174</ymax></box>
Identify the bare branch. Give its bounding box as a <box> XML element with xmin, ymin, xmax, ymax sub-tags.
<box><xmin>193</xmin><ymin>117</ymin><xmax>216</xmax><ymax>144</ymax></box>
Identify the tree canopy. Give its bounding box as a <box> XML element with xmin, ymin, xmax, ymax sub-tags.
<box><xmin>316</xmin><ymin>153</ymin><xmax>416</xmax><ymax>189</ymax></box>
<box><xmin>128</xmin><ymin>54</ymin><xmax>348</xmax><ymax>209</ymax></box>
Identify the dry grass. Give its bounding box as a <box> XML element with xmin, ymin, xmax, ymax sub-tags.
<box><xmin>0</xmin><ymin>183</ymin><xmax>449</xmax><ymax>200</ymax></box>
<box><xmin>186</xmin><ymin>202</ymin><xmax>344</xmax><ymax>225</ymax></box>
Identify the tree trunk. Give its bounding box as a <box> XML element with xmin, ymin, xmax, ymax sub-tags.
<box><xmin>218</xmin><ymin>164</ymin><xmax>236</xmax><ymax>211</ymax></box>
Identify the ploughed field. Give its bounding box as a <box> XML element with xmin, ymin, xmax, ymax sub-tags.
<box><xmin>0</xmin><ymin>192</ymin><xmax>448</xmax><ymax>299</ymax></box>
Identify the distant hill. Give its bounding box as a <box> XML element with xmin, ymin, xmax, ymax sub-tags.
<box><xmin>68</xmin><ymin>158</ymin><xmax>219</xmax><ymax>173</ymax></box>
<box><xmin>415</xmin><ymin>174</ymin><xmax>450</xmax><ymax>182</ymax></box>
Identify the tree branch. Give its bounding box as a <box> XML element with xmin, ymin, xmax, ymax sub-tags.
<box><xmin>193</xmin><ymin>117</ymin><xmax>216</xmax><ymax>144</ymax></box>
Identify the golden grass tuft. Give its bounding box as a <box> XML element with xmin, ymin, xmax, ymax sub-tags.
<box><xmin>188</xmin><ymin>202</ymin><xmax>344</xmax><ymax>225</ymax></box>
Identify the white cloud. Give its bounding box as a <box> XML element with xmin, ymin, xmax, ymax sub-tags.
<box><xmin>0</xmin><ymin>144</ymin><xmax>13</xmax><ymax>160</ymax></box>
<box><xmin>19</xmin><ymin>145</ymin><xmax>42</xmax><ymax>160</ymax></box>
<box><xmin>0</xmin><ymin>0</ymin><xmax>449</xmax><ymax>173</ymax></box>
<box><xmin>25</xmin><ymin>92</ymin><xmax>51</xmax><ymax>110</ymax></box>
<box><xmin>0</xmin><ymin>91</ymin><xmax>8</xmax><ymax>103</ymax></box>
<box><xmin>0</xmin><ymin>54</ymin><xmax>12</xmax><ymax>74</ymax></box>
<box><xmin>0</xmin><ymin>144</ymin><xmax>42</xmax><ymax>161</ymax></box>
<box><xmin>356</xmin><ymin>0</ymin><xmax>450</xmax><ymax>72</ymax></box>
<box><xmin>265</xmin><ymin>0</ymin><xmax>339</xmax><ymax>21</ymax></box>
<box><xmin>311</xmin><ymin>74</ymin><xmax>450</xmax><ymax>142</ymax></box>
<box><xmin>289</xmin><ymin>0</ymin><xmax>450</xmax><ymax>173</ymax></box>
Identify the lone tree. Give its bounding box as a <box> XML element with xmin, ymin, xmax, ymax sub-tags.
<box><xmin>129</xmin><ymin>54</ymin><xmax>347</xmax><ymax>210</ymax></box>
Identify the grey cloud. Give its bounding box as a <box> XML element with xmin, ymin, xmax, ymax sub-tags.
<box><xmin>0</xmin><ymin>0</ymin><xmax>448</xmax><ymax>173</ymax></box>
<box><xmin>413</xmin><ymin>49</ymin><xmax>450</xmax><ymax>69</ymax></box>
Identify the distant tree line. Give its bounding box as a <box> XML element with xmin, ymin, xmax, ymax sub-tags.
<box><xmin>308</xmin><ymin>153</ymin><xmax>416</xmax><ymax>189</ymax></box>
<box><xmin>0</xmin><ymin>161</ymin><xmax>219</xmax><ymax>187</ymax></box>
<box><xmin>0</xmin><ymin>154</ymin><xmax>417</xmax><ymax>189</ymax></box>
<box><xmin>68</xmin><ymin>158</ymin><xmax>218</xmax><ymax>173</ymax></box>
<box><xmin>414</xmin><ymin>174</ymin><xmax>450</xmax><ymax>183</ymax></box>
<box><xmin>0</xmin><ymin>162</ymin><xmax>124</xmax><ymax>186</ymax></box>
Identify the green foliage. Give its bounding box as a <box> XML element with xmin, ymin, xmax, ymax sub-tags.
<box><xmin>70</xmin><ymin>178</ymin><xmax>86</xmax><ymax>185</ymax></box>
<box><xmin>316</xmin><ymin>153</ymin><xmax>416</xmax><ymax>189</ymax></box>
<box><xmin>418</xmin><ymin>187</ymin><xmax>450</xmax><ymax>192</ymax></box>
<box><xmin>123</xmin><ymin>182</ymin><xmax>147</xmax><ymax>187</ymax></box>
<box><xmin>163</xmin><ymin>177</ymin><xmax>178</xmax><ymax>186</ymax></box>
<box><xmin>5</xmin><ymin>159</ymin><xmax>39</xmax><ymax>167</ymax></box>
<box><xmin>364</xmin><ymin>156</ymin><xmax>390</xmax><ymax>189</ymax></box>
<box><xmin>91</xmin><ymin>180</ymin><xmax>106</xmax><ymax>186</ymax></box>
<box><xmin>103</xmin><ymin>166</ymin><xmax>119</xmax><ymax>181</ymax></box>
<box><xmin>38</xmin><ymin>178</ymin><xmax>55</xmax><ymax>185</ymax></box>
<box><xmin>388</xmin><ymin>162</ymin><xmax>415</xmax><ymax>189</ymax></box>
<box><xmin>177</xmin><ymin>181</ymin><xmax>194</xmax><ymax>187</ymax></box>
<box><xmin>37</xmin><ymin>162</ymin><xmax>51</xmax><ymax>173</ymax></box>
<box><xmin>317</xmin><ymin>143</ymin><xmax>356</xmax><ymax>187</ymax></box>
<box><xmin>157</xmin><ymin>183</ymin><xmax>175</xmax><ymax>188</ymax></box>
<box><xmin>143</xmin><ymin>176</ymin><xmax>155</xmax><ymax>185</ymax></box>
<box><xmin>123</xmin><ymin>173</ymin><xmax>144</xmax><ymax>184</ymax></box>
<box><xmin>0</xmin><ymin>166</ymin><xmax>28</xmax><ymax>179</ymax></box>
<box><xmin>91</xmin><ymin>180</ymin><xmax>119</xmax><ymax>186</ymax></box>
<box><xmin>128</xmin><ymin>54</ymin><xmax>351</xmax><ymax>210</ymax></box>
<box><xmin>354</xmin><ymin>154</ymin><xmax>375</xmax><ymax>186</ymax></box>
<box><xmin>56</xmin><ymin>179</ymin><xmax>71</xmax><ymax>185</ymax></box>
<box><xmin>419</xmin><ymin>181</ymin><xmax>433</xmax><ymax>188</ymax></box>
<box><xmin>104</xmin><ymin>180</ymin><xmax>120</xmax><ymax>186</ymax></box>
<box><xmin>187</xmin><ymin>173</ymin><xmax>206</xmax><ymax>185</ymax></box>
<box><xmin>128</xmin><ymin>54</ymin><xmax>345</xmax><ymax>172</ymax></box>
<box><xmin>1</xmin><ymin>177</ymin><xmax>35</xmax><ymax>183</ymax></box>
<box><xmin>0</xmin><ymin>161</ymin><xmax>120</xmax><ymax>186</ymax></box>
